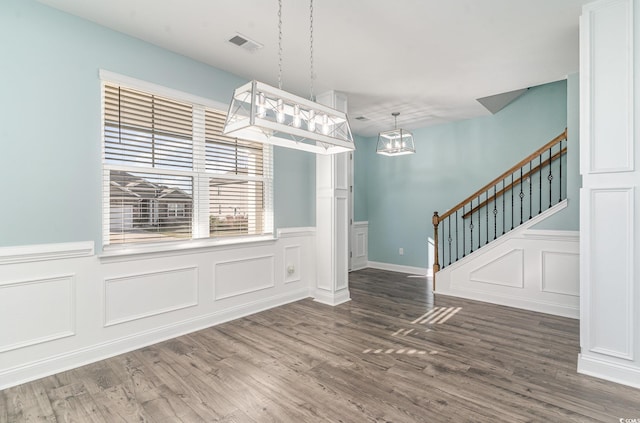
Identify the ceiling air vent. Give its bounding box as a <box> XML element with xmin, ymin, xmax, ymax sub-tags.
<box><xmin>228</xmin><ymin>33</ymin><xmax>263</xmax><ymax>53</ymax></box>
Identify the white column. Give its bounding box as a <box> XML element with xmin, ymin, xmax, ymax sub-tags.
<box><xmin>578</xmin><ymin>0</ymin><xmax>640</xmax><ymax>389</ymax></box>
<box><xmin>314</xmin><ymin>91</ymin><xmax>351</xmax><ymax>305</ymax></box>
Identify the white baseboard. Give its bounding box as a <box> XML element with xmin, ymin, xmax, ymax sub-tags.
<box><xmin>0</xmin><ymin>287</ymin><xmax>309</xmax><ymax>390</ymax></box>
<box><xmin>578</xmin><ymin>354</ymin><xmax>640</xmax><ymax>390</ymax></box>
<box><xmin>434</xmin><ymin>288</ymin><xmax>579</xmax><ymax>319</ymax></box>
<box><xmin>313</xmin><ymin>288</ymin><xmax>351</xmax><ymax>306</ymax></box>
<box><xmin>367</xmin><ymin>261</ymin><xmax>428</xmax><ymax>276</ymax></box>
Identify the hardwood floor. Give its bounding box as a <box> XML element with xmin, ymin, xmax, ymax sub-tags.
<box><xmin>2</xmin><ymin>268</ymin><xmax>638</xmax><ymax>422</ymax></box>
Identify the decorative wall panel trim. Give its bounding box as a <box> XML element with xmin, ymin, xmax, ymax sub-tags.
<box><xmin>469</xmin><ymin>249</ymin><xmax>524</xmax><ymax>288</ymax></box>
<box><xmin>214</xmin><ymin>255</ymin><xmax>275</xmax><ymax>300</ymax></box>
<box><xmin>541</xmin><ymin>251</ymin><xmax>580</xmax><ymax>296</ymax></box>
<box><xmin>588</xmin><ymin>187</ymin><xmax>634</xmax><ymax>360</ymax></box>
<box><xmin>0</xmin><ymin>275</ymin><xmax>75</xmax><ymax>353</ymax></box>
<box><xmin>583</xmin><ymin>0</ymin><xmax>634</xmax><ymax>174</ymax></box>
<box><xmin>0</xmin><ymin>242</ymin><xmax>94</xmax><ymax>265</ymax></box>
<box><xmin>104</xmin><ymin>266</ymin><xmax>198</xmax><ymax>327</ymax></box>
<box><xmin>0</xmin><ymin>286</ymin><xmax>309</xmax><ymax>391</ymax></box>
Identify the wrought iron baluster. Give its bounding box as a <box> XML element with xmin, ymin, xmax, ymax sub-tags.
<box><xmin>448</xmin><ymin>216</ymin><xmax>452</xmax><ymax>266</ymax></box>
<box><xmin>548</xmin><ymin>147</ymin><xmax>553</xmax><ymax>208</ymax></box>
<box><xmin>455</xmin><ymin>210</ymin><xmax>459</xmax><ymax>261</ymax></box>
<box><xmin>469</xmin><ymin>199</ymin><xmax>474</xmax><ymax>253</ymax></box>
<box><xmin>502</xmin><ymin>179</ymin><xmax>505</xmax><ymax>235</ymax></box>
<box><xmin>559</xmin><ymin>139</ymin><xmax>563</xmax><ymax>202</ymax></box>
<box><xmin>462</xmin><ymin>205</ymin><xmax>466</xmax><ymax>258</ymax></box>
<box><xmin>493</xmin><ymin>184</ymin><xmax>498</xmax><ymax>240</ymax></box>
<box><xmin>529</xmin><ymin>160</ymin><xmax>533</xmax><ymax>220</ymax></box>
<box><xmin>485</xmin><ymin>190</ymin><xmax>489</xmax><ymax>245</ymax></box>
<box><xmin>511</xmin><ymin>173</ymin><xmax>514</xmax><ymax>230</ymax></box>
<box><xmin>477</xmin><ymin>195</ymin><xmax>481</xmax><ymax>250</ymax></box>
<box><xmin>441</xmin><ymin>220</ymin><xmax>445</xmax><ymax>270</ymax></box>
<box><xmin>519</xmin><ymin>167</ymin><xmax>524</xmax><ymax>225</ymax></box>
<box><xmin>539</xmin><ymin>153</ymin><xmax>542</xmax><ymax>214</ymax></box>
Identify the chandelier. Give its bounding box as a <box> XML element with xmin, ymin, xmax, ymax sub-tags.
<box><xmin>376</xmin><ymin>112</ymin><xmax>416</xmax><ymax>156</ymax></box>
<box><xmin>223</xmin><ymin>0</ymin><xmax>355</xmax><ymax>155</ymax></box>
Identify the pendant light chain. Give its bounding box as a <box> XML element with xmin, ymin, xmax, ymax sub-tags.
<box><xmin>309</xmin><ymin>0</ymin><xmax>314</xmax><ymax>101</ymax></box>
<box><xmin>277</xmin><ymin>0</ymin><xmax>283</xmax><ymax>90</ymax></box>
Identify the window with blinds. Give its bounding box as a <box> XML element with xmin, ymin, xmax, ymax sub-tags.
<box><xmin>102</xmin><ymin>81</ymin><xmax>272</xmax><ymax>247</ymax></box>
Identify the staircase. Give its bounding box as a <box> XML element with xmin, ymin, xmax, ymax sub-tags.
<box><xmin>430</xmin><ymin>130</ymin><xmax>578</xmax><ymax>317</ymax></box>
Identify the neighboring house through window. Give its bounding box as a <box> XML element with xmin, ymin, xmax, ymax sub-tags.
<box><xmin>101</xmin><ymin>72</ymin><xmax>273</xmax><ymax>247</ymax></box>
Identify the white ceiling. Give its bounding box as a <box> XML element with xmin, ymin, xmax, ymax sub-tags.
<box><xmin>39</xmin><ymin>0</ymin><xmax>589</xmax><ymax>136</ymax></box>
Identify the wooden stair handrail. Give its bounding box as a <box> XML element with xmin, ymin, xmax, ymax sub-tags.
<box><xmin>435</xmin><ymin>129</ymin><xmax>567</xmax><ymax>224</ymax></box>
<box><xmin>461</xmin><ymin>147</ymin><xmax>567</xmax><ymax>219</ymax></box>
<box><xmin>431</xmin><ymin>128</ymin><xmax>567</xmax><ymax>288</ymax></box>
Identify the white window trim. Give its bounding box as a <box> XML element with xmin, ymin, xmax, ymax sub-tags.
<box><xmin>99</xmin><ymin>70</ymin><xmax>274</xmax><ymax>255</ymax></box>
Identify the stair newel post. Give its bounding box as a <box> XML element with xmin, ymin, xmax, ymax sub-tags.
<box><xmin>432</xmin><ymin>211</ymin><xmax>440</xmax><ymax>291</ymax></box>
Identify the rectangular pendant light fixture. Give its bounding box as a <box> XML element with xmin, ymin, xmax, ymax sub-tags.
<box><xmin>376</xmin><ymin>112</ymin><xmax>416</xmax><ymax>156</ymax></box>
<box><xmin>223</xmin><ymin>80</ymin><xmax>355</xmax><ymax>155</ymax></box>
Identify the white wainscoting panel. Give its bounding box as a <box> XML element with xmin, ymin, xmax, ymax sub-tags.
<box><xmin>283</xmin><ymin>245</ymin><xmax>301</xmax><ymax>284</ymax></box>
<box><xmin>587</xmin><ymin>188</ymin><xmax>634</xmax><ymax>360</ymax></box>
<box><xmin>104</xmin><ymin>267</ymin><xmax>198</xmax><ymax>327</ymax></box>
<box><xmin>0</xmin><ymin>228</ymin><xmax>315</xmax><ymax>390</ymax></box>
<box><xmin>435</xmin><ymin>218</ymin><xmax>580</xmax><ymax>318</ymax></box>
<box><xmin>542</xmin><ymin>251</ymin><xmax>580</xmax><ymax>296</ymax></box>
<box><xmin>214</xmin><ymin>255</ymin><xmax>275</xmax><ymax>300</ymax></box>
<box><xmin>336</xmin><ymin>196</ymin><xmax>349</xmax><ymax>292</ymax></box>
<box><xmin>0</xmin><ymin>275</ymin><xmax>75</xmax><ymax>353</ymax></box>
<box><xmin>468</xmin><ymin>249</ymin><xmax>524</xmax><ymax>288</ymax></box>
<box><xmin>583</xmin><ymin>0</ymin><xmax>634</xmax><ymax>174</ymax></box>
<box><xmin>351</xmin><ymin>221</ymin><xmax>368</xmax><ymax>271</ymax></box>
<box><xmin>578</xmin><ymin>0</ymin><xmax>640</xmax><ymax>390</ymax></box>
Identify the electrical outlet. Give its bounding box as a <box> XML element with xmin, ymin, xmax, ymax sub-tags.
<box><xmin>399</xmin><ymin>248</ymin><xmax>404</xmax><ymax>255</ymax></box>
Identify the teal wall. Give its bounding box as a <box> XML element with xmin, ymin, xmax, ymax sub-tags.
<box><xmin>0</xmin><ymin>0</ymin><xmax>315</xmax><ymax>248</ymax></box>
<box><xmin>355</xmin><ymin>80</ymin><xmax>570</xmax><ymax>268</ymax></box>
<box><xmin>532</xmin><ymin>73</ymin><xmax>580</xmax><ymax>230</ymax></box>
<box><xmin>353</xmin><ymin>135</ymin><xmax>369</xmax><ymax>222</ymax></box>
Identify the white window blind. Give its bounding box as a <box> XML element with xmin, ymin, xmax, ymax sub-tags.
<box><xmin>102</xmin><ymin>80</ymin><xmax>272</xmax><ymax>247</ymax></box>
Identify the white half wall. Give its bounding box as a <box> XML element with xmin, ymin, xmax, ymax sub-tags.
<box><xmin>435</xmin><ymin>207</ymin><xmax>580</xmax><ymax>319</ymax></box>
<box><xmin>0</xmin><ymin>228</ymin><xmax>316</xmax><ymax>390</ymax></box>
<box><xmin>351</xmin><ymin>221</ymin><xmax>368</xmax><ymax>271</ymax></box>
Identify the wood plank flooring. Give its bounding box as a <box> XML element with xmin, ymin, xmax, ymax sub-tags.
<box><xmin>2</xmin><ymin>268</ymin><xmax>639</xmax><ymax>422</ymax></box>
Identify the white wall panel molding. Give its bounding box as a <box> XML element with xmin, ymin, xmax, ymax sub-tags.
<box><xmin>582</xmin><ymin>0</ymin><xmax>634</xmax><ymax>174</ymax></box>
<box><xmin>283</xmin><ymin>245</ymin><xmax>301</xmax><ymax>284</ymax></box>
<box><xmin>104</xmin><ymin>267</ymin><xmax>199</xmax><ymax>327</ymax></box>
<box><xmin>435</xmin><ymin>227</ymin><xmax>580</xmax><ymax>319</ymax></box>
<box><xmin>351</xmin><ymin>221</ymin><xmax>368</xmax><ymax>271</ymax></box>
<box><xmin>469</xmin><ymin>249</ymin><xmax>524</xmax><ymax>288</ymax></box>
<box><xmin>0</xmin><ymin>230</ymin><xmax>316</xmax><ymax>390</ymax></box>
<box><xmin>541</xmin><ymin>251</ymin><xmax>580</xmax><ymax>296</ymax></box>
<box><xmin>214</xmin><ymin>255</ymin><xmax>275</xmax><ymax>300</ymax></box>
<box><xmin>0</xmin><ymin>286</ymin><xmax>309</xmax><ymax>391</ymax></box>
<box><xmin>587</xmin><ymin>187</ymin><xmax>634</xmax><ymax>360</ymax></box>
<box><xmin>579</xmin><ymin>0</ymin><xmax>639</xmax><ymax>389</ymax></box>
<box><xmin>0</xmin><ymin>241</ymin><xmax>94</xmax><ymax>265</ymax></box>
<box><xmin>0</xmin><ymin>275</ymin><xmax>75</xmax><ymax>353</ymax></box>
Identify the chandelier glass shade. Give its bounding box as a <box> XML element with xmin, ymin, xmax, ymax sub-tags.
<box><xmin>223</xmin><ymin>80</ymin><xmax>355</xmax><ymax>155</ymax></box>
<box><xmin>376</xmin><ymin>112</ymin><xmax>416</xmax><ymax>156</ymax></box>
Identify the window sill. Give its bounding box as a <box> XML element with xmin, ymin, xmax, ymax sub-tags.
<box><xmin>99</xmin><ymin>235</ymin><xmax>277</xmax><ymax>262</ymax></box>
